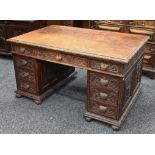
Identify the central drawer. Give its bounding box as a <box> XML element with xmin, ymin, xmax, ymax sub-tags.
<box><xmin>36</xmin><ymin>49</ymin><xmax>88</xmax><ymax>69</ymax></box>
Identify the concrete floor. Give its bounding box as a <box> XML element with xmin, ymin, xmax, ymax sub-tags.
<box><xmin>0</xmin><ymin>56</ymin><xmax>155</xmax><ymax>134</ymax></box>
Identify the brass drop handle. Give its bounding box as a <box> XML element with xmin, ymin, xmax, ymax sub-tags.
<box><xmin>24</xmin><ymin>84</ymin><xmax>30</xmax><ymax>89</ymax></box>
<box><xmin>100</xmin><ymin>92</ymin><xmax>108</xmax><ymax>99</ymax></box>
<box><xmin>99</xmin><ymin>105</ymin><xmax>107</xmax><ymax>112</ymax></box>
<box><xmin>56</xmin><ymin>55</ymin><xmax>62</xmax><ymax>61</ymax></box>
<box><xmin>20</xmin><ymin>60</ymin><xmax>28</xmax><ymax>66</ymax></box>
<box><xmin>100</xmin><ymin>63</ymin><xmax>108</xmax><ymax>70</ymax></box>
<box><xmin>100</xmin><ymin>79</ymin><xmax>109</xmax><ymax>85</ymax></box>
<box><xmin>20</xmin><ymin>47</ymin><xmax>26</xmax><ymax>53</ymax></box>
<box><xmin>22</xmin><ymin>72</ymin><xmax>29</xmax><ymax>78</ymax></box>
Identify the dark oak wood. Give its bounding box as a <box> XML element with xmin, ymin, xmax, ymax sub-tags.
<box><xmin>0</xmin><ymin>20</ymin><xmax>46</xmax><ymax>55</ymax></box>
<box><xmin>7</xmin><ymin>25</ymin><xmax>149</xmax><ymax>129</ymax></box>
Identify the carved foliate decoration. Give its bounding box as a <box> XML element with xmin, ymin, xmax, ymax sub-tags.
<box><xmin>124</xmin><ymin>73</ymin><xmax>132</xmax><ymax>105</ymax></box>
<box><xmin>36</xmin><ymin>49</ymin><xmax>87</xmax><ymax>68</ymax></box>
<box><xmin>15</xmin><ymin>58</ymin><xmax>34</xmax><ymax>70</ymax></box>
<box><xmin>135</xmin><ymin>60</ymin><xmax>142</xmax><ymax>85</ymax></box>
<box><xmin>18</xmin><ymin>82</ymin><xmax>36</xmax><ymax>94</ymax></box>
<box><xmin>90</xmin><ymin>90</ymin><xmax>117</xmax><ymax>103</ymax></box>
<box><xmin>90</xmin><ymin>60</ymin><xmax>120</xmax><ymax>74</ymax></box>
<box><xmin>90</xmin><ymin>74</ymin><xmax>119</xmax><ymax>92</ymax></box>
<box><xmin>90</xmin><ymin>102</ymin><xmax>117</xmax><ymax>119</ymax></box>
<box><xmin>17</xmin><ymin>71</ymin><xmax>35</xmax><ymax>82</ymax></box>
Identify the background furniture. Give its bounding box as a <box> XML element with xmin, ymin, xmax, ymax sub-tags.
<box><xmin>0</xmin><ymin>20</ymin><xmax>46</xmax><ymax>55</ymax></box>
<box><xmin>46</xmin><ymin>20</ymin><xmax>82</xmax><ymax>27</ymax></box>
<box><xmin>88</xmin><ymin>20</ymin><xmax>155</xmax><ymax>79</ymax></box>
<box><xmin>8</xmin><ymin>25</ymin><xmax>148</xmax><ymax>129</ymax></box>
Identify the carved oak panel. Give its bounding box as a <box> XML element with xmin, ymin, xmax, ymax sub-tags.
<box><xmin>36</xmin><ymin>49</ymin><xmax>88</xmax><ymax>68</ymax></box>
<box><xmin>12</xmin><ymin>46</ymin><xmax>34</xmax><ymax>56</ymax></box>
<box><xmin>14</xmin><ymin>56</ymin><xmax>34</xmax><ymax>71</ymax></box>
<box><xmin>89</xmin><ymin>71</ymin><xmax>120</xmax><ymax>92</ymax></box>
<box><xmin>90</xmin><ymin>59</ymin><xmax>121</xmax><ymax>74</ymax></box>
<box><xmin>17</xmin><ymin>80</ymin><xmax>37</xmax><ymax>94</ymax></box>
<box><xmin>90</xmin><ymin>89</ymin><xmax>118</xmax><ymax>105</ymax></box>
<box><xmin>17</xmin><ymin>71</ymin><xmax>35</xmax><ymax>82</ymax></box>
<box><xmin>88</xmin><ymin>100</ymin><xmax>118</xmax><ymax>120</ymax></box>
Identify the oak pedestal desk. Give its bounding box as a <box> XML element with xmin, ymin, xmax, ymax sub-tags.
<box><xmin>8</xmin><ymin>25</ymin><xmax>149</xmax><ymax>130</ymax></box>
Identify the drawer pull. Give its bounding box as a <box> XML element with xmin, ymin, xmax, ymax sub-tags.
<box><xmin>20</xmin><ymin>60</ymin><xmax>28</xmax><ymax>66</ymax></box>
<box><xmin>100</xmin><ymin>63</ymin><xmax>108</xmax><ymax>70</ymax></box>
<box><xmin>100</xmin><ymin>79</ymin><xmax>109</xmax><ymax>85</ymax></box>
<box><xmin>99</xmin><ymin>105</ymin><xmax>107</xmax><ymax>112</ymax></box>
<box><xmin>100</xmin><ymin>92</ymin><xmax>108</xmax><ymax>99</ymax></box>
<box><xmin>56</xmin><ymin>55</ymin><xmax>62</xmax><ymax>61</ymax></box>
<box><xmin>19</xmin><ymin>72</ymin><xmax>29</xmax><ymax>78</ymax></box>
<box><xmin>23</xmin><ymin>84</ymin><xmax>30</xmax><ymax>89</ymax></box>
<box><xmin>20</xmin><ymin>47</ymin><xmax>26</xmax><ymax>53</ymax></box>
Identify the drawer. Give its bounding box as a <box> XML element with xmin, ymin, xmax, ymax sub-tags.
<box><xmin>89</xmin><ymin>59</ymin><xmax>121</xmax><ymax>74</ymax></box>
<box><xmin>89</xmin><ymin>71</ymin><xmax>120</xmax><ymax>92</ymax></box>
<box><xmin>90</xmin><ymin>88</ymin><xmax>118</xmax><ymax>106</ymax></box>
<box><xmin>36</xmin><ymin>49</ymin><xmax>88</xmax><ymax>68</ymax></box>
<box><xmin>88</xmin><ymin>100</ymin><xmax>118</xmax><ymax>120</ymax></box>
<box><xmin>14</xmin><ymin>56</ymin><xmax>35</xmax><ymax>71</ymax></box>
<box><xmin>12</xmin><ymin>45</ymin><xmax>34</xmax><ymax>56</ymax></box>
<box><xmin>17</xmin><ymin>80</ymin><xmax>37</xmax><ymax>94</ymax></box>
<box><xmin>16</xmin><ymin>69</ymin><xmax>36</xmax><ymax>83</ymax></box>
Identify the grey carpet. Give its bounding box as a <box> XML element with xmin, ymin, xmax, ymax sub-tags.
<box><xmin>0</xmin><ymin>56</ymin><xmax>155</xmax><ymax>134</ymax></box>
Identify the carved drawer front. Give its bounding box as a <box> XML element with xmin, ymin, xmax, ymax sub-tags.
<box><xmin>12</xmin><ymin>46</ymin><xmax>34</xmax><ymax>56</ymax></box>
<box><xmin>14</xmin><ymin>56</ymin><xmax>34</xmax><ymax>71</ymax></box>
<box><xmin>89</xmin><ymin>59</ymin><xmax>121</xmax><ymax>74</ymax></box>
<box><xmin>16</xmin><ymin>70</ymin><xmax>35</xmax><ymax>82</ymax></box>
<box><xmin>90</xmin><ymin>88</ymin><xmax>118</xmax><ymax>106</ymax></box>
<box><xmin>36</xmin><ymin>49</ymin><xmax>88</xmax><ymax>68</ymax></box>
<box><xmin>89</xmin><ymin>72</ymin><xmax>120</xmax><ymax>92</ymax></box>
<box><xmin>17</xmin><ymin>80</ymin><xmax>37</xmax><ymax>94</ymax></box>
<box><xmin>88</xmin><ymin>100</ymin><xmax>118</xmax><ymax>119</ymax></box>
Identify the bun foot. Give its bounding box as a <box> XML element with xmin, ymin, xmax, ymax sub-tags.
<box><xmin>112</xmin><ymin>125</ymin><xmax>120</xmax><ymax>130</ymax></box>
<box><xmin>16</xmin><ymin>93</ymin><xmax>22</xmax><ymax>98</ymax></box>
<box><xmin>34</xmin><ymin>100</ymin><xmax>42</xmax><ymax>105</ymax></box>
<box><xmin>85</xmin><ymin>116</ymin><xmax>93</xmax><ymax>122</ymax></box>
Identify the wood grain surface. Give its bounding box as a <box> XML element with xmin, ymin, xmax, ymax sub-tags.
<box><xmin>8</xmin><ymin>25</ymin><xmax>149</xmax><ymax>63</ymax></box>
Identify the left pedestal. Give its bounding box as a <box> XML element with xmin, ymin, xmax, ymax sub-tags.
<box><xmin>13</xmin><ymin>54</ymin><xmax>75</xmax><ymax>104</ymax></box>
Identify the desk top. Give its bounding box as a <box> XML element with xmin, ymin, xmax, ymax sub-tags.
<box><xmin>8</xmin><ymin>25</ymin><xmax>149</xmax><ymax>63</ymax></box>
